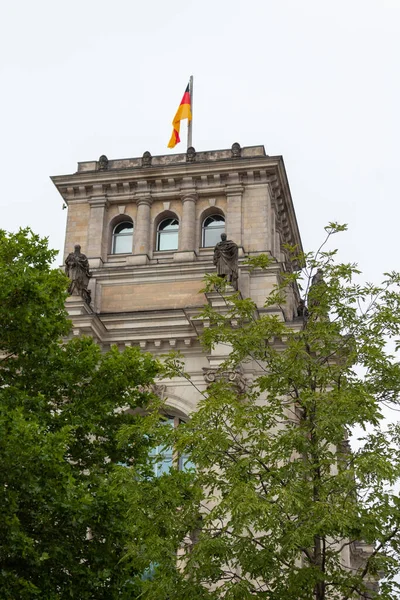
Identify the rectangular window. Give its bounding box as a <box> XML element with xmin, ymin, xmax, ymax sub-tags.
<box><xmin>150</xmin><ymin>416</ymin><xmax>195</xmax><ymax>476</ymax></box>
<box><xmin>150</xmin><ymin>416</ymin><xmax>175</xmax><ymax>476</ymax></box>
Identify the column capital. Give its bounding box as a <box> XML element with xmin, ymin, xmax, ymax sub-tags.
<box><xmin>180</xmin><ymin>191</ymin><xmax>198</xmax><ymax>203</ymax></box>
<box><xmin>202</xmin><ymin>367</ymin><xmax>246</xmax><ymax>394</ymax></box>
<box><xmin>136</xmin><ymin>195</ymin><xmax>153</xmax><ymax>207</ymax></box>
<box><xmin>88</xmin><ymin>195</ymin><xmax>109</xmax><ymax>209</ymax></box>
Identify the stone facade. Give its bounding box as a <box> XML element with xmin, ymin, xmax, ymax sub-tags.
<box><xmin>52</xmin><ymin>145</ymin><xmax>303</xmax><ymax>418</ymax></box>
<box><xmin>52</xmin><ymin>144</ymin><xmax>372</xmax><ymax>588</ymax></box>
<box><xmin>52</xmin><ymin>145</ymin><xmax>303</xmax><ymax>416</ymax></box>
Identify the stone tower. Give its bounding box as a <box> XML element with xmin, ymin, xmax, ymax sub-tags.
<box><xmin>52</xmin><ymin>143</ymin><xmax>303</xmax><ymax>418</ymax></box>
<box><xmin>52</xmin><ymin>145</ymin><xmax>377</xmax><ymax>591</ymax></box>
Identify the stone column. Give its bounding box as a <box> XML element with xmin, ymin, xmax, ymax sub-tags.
<box><xmin>132</xmin><ymin>197</ymin><xmax>152</xmax><ymax>264</ymax></box>
<box><xmin>174</xmin><ymin>192</ymin><xmax>197</xmax><ymax>262</ymax></box>
<box><xmin>226</xmin><ymin>173</ymin><xmax>243</xmax><ymax>247</ymax></box>
<box><xmin>87</xmin><ymin>194</ymin><xmax>109</xmax><ymax>267</ymax></box>
<box><xmin>181</xmin><ymin>194</ymin><xmax>197</xmax><ymax>251</ymax></box>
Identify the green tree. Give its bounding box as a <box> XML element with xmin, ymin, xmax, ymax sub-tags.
<box><xmin>0</xmin><ymin>228</ymin><xmax>161</xmax><ymax>599</ymax></box>
<box><xmin>130</xmin><ymin>224</ymin><xmax>400</xmax><ymax>599</ymax></box>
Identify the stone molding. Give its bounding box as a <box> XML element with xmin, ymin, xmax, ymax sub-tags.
<box><xmin>64</xmin><ymin>302</ymin><xmax>200</xmax><ymax>350</ymax></box>
<box><xmin>88</xmin><ymin>195</ymin><xmax>109</xmax><ymax>209</ymax></box>
<box><xmin>225</xmin><ymin>184</ymin><xmax>244</xmax><ymax>196</ymax></box>
<box><xmin>52</xmin><ymin>149</ymin><xmax>303</xmax><ymax>258</ymax></box>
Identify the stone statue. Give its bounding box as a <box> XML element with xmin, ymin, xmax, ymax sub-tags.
<box><xmin>186</xmin><ymin>146</ymin><xmax>196</xmax><ymax>163</ymax></box>
<box><xmin>142</xmin><ymin>151</ymin><xmax>152</xmax><ymax>167</ymax></box>
<box><xmin>65</xmin><ymin>244</ymin><xmax>92</xmax><ymax>304</ymax></box>
<box><xmin>98</xmin><ymin>155</ymin><xmax>109</xmax><ymax>171</ymax></box>
<box><xmin>309</xmin><ymin>269</ymin><xmax>326</xmax><ymax>312</ymax></box>
<box><xmin>213</xmin><ymin>233</ymin><xmax>239</xmax><ymax>290</ymax></box>
<box><xmin>311</xmin><ymin>268</ymin><xmax>324</xmax><ymax>287</ymax></box>
<box><xmin>231</xmin><ymin>142</ymin><xmax>241</xmax><ymax>158</ymax></box>
<box><xmin>297</xmin><ymin>298</ymin><xmax>309</xmax><ymax>318</ymax></box>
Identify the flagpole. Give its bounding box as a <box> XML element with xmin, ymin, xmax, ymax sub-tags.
<box><xmin>187</xmin><ymin>75</ymin><xmax>193</xmax><ymax>149</ymax></box>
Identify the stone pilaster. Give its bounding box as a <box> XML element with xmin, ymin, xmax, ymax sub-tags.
<box><xmin>87</xmin><ymin>194</ymin><xmax>109</xmax><ymax>267</ymax></box>
<box><xmin>226</xmin><ymin>173</ymin><xmax>243</xmax><ymax>247</ymax></box>
<box><xmin>131</xmin><ymin>196</ymin><xmax>152</xmax><ymax>264</ymax></box>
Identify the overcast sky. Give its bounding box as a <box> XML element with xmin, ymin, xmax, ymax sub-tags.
<box><xmin>1</xmin><ymin>0</ymin><xmax>399</xmax><ymax>279</ymax></box>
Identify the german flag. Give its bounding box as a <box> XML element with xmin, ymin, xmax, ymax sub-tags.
<box><xmin>168</xmin><ymin>84</ymin><xmax>192</xmax><ymax>149</ymax></box>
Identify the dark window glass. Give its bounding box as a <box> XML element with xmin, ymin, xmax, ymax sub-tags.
<box><xmin>202</xmin><ymin>214</ymin><xmax>225</xmax><ymax>247</ymax></box>
<box><xmin>112</xmin><ymin>221</ymin><xmax>133</xmax><ymax>254</ymax></box>
<box><xmin>157</xmin><ymin>218</ymin><xmax>179</xmax><ymax>251</ymax></box>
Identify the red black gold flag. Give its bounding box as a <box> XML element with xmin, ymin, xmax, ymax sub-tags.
<box><xmin>168</xmin><ymin>84</ymin><xmax>192</xmax><ymax>149</ymax></box>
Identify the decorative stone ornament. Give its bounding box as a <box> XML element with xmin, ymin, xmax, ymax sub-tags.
<box><xmin>98</xmin><ymin>155</ymin><xmax>109</xmax><ymax>171</ymax></box>
<box><xmin>142</xmin><ymin>151</ymin><xmax>152</xmax><ymax>167</ymax></box>
<box><xmin>203</xmin><ymin>368</ymin><xmax>246</xmax><ymax>394</ymax></box>
<box><xmin>231</xmin><ymin>142</ymin><xmax>241</xmax><ymax>158</ymax></box>
<box><xmin>186</xmin><ymin>146</ymin><xmax>196</xmax><ymax>163</ymax></box>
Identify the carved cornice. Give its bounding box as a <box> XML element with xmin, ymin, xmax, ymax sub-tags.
<box><xmin>52</xmin><ymin>149</ymin><xmax>303</xmax><ymax>255</ymax></box>
<box><xmin>136</xmin><ymin>179</ymin><xmax>151</xmax><ymax>194</ymax></box>
<box><xmin>55</xmin><ymin>168</ymin><xmax>273</xmax><ymax>205</ymax></box>
<box><xmin>225</xmin><ymin>184</ymin><xmax>244</xmax><ymax>196</ymax></box>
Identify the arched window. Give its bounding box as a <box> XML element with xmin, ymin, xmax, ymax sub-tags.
<box><xmin>112</xmin><ymin>221</ymin><xmax>133</xmax><ymax>254</ymax></box>
<box><xmin>157</xmin><ymin>218</ymin><xmax>179</xmax><ymax>251</ymax></box>
<box><xmin>150</xmin><ymin>415</ymin><xmax>194</xmax><ymax>476</ymax></box>
<box><xmin>202</xmin><ymin>214</ymin><xmax>225</xmax><ymax>247</ymax></box>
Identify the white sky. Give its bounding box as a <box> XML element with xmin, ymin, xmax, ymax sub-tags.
<box><xmin>1</xmin><ymin>0</ymin><xmax>399</xmax><ymax>280</ymax></box>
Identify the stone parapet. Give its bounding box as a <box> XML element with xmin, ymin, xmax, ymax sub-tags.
<box><xmin>75</xmin><ymin>145</ymin><xmax>268</xmax><ymax>173</ymax></box>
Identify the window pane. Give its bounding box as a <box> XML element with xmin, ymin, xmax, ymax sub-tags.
<box><xmin>150</xmin><ymin>417</ymin><xmax>175</xmax><ymax>476</ymax></box>
<box><xmin>155</xmin><ymin>452</ymin><xmax>173</xmax><ymax>476</ymax></box>
<box><xmin>204</xmin><ymin>215</ymin><xmax>225</xmax><ymax>228</ymax></box>
<box><xmin>204</xmin><ymin>226</ymin><xmax>225</xmax><ymax>248</ymax></box>
<box><xmin>115</xmin><ymin>222</ymin><xmax>133</xmax><ymax>235</ymax></box>
<box><xmin>113</xmin><ymin>233</ymin><xmax>133</xmax><ymax>254</ymax></box>
<box><xmin>203</xmin><ymin>215</ymin><xmax>225</xmax><ymax>248</ymax></box>
<box><xmin>159</xmin><ymin>218</ymin><xmax>179</xmax><ymax>231</ymax></box>
<box><xmin>150</xmin><ymin>444</ymin><xmax>174</xmax><ymax>476</ymax></box>
<box><xmin>158</xmin><ymin>231</ymin><xmax>179</xmax><ymax>251</ymax></box>
<box><xmin>179</xmin><ymin>453</ymin><xmax>195</xmax><ymax>472</ymax></box>
<box><xmin>112</xmin><ymin>221</ymin><xmax>133</xmax><ymax>254</ymax></box>
<box><xmin>141</xmin><ymin>562</ymin><xmax>158</xmax><ymax>581</ymax></box>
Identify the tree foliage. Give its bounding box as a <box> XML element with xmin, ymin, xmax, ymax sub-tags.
<box><xmin>130</xmin><ymin>224</ymin><xmax>400</xmax><ymax>599</ymax></box>
<box><xmin>0</xmin><ymin>229</ymin><xmax>161</xmax><ymax>599</ymax></box>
